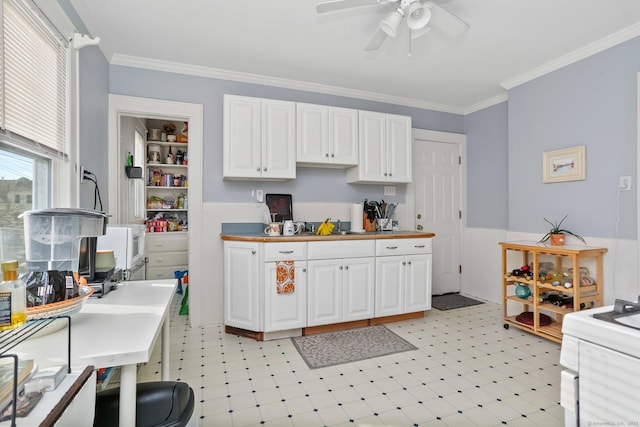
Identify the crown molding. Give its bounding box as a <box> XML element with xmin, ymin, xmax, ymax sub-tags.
<box><xmin>110</xmin><ymin>53</ymin><xmax>468</xmax><ymax>115</ymax></box>
<box><xmin>463</xmin><ymin>92</ymin><xmax>509</xmax><ymax>115</ymax></box>
<box><xmin>501</xmin><ymin>23</ymin><xmax>640</xmax><ymax>91</ymax></box>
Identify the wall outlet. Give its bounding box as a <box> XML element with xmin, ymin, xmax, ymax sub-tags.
<box><xmin>384</xmin><ymin>186</ymin><xmax>396</xmax><ymax>196</ymax></box>
<box><xmin>620</xmin><ymin>176</ymin><xmax>632</xmax><ymax>191</ymax></box>
<box><xmin>256</xmin><ymin>189</ymin><xmax>264</xmax><ymax>202</ymax></box>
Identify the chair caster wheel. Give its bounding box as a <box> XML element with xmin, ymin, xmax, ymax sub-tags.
<box><xmin>503</xmin><ymin>324</ymin><xmax>509</xmax><ymax>329</ymax></box>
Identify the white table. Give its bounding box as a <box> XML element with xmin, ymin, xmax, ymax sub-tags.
<box><xmin>14</xmin><ymin>279</ymin><xmax>177</xmax><ymax>427</ymax></box>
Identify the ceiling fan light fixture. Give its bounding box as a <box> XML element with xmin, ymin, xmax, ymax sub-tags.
<box><xmin>407</xmin><ymin>2</ymin><xmax>431</xmax><ymax>30</ymax></box>
<box><xmin>380</xmin><ymin>7</ymin><xmax>404</xmax><ymax>37</ymax></box>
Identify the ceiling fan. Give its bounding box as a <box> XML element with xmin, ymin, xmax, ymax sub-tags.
<box><xmin>316</xmin><ymin>0</ymin><xmax>470</xmax><ymax>51</ymax></box>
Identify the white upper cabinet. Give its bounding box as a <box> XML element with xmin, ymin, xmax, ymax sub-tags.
<box><xmin>296</xmin><ymin>103</ymin><xmax>358</xmax><ymax>167</ymax></box>
<box><xmin>223</xmin><ymin>95</ymin><xmax>296</xmax><ymax>180</ymax></box>
<box><xmin>347</xmin><ymin>111</ymin><xmax>412</xmax><ymax>184</ymax></box>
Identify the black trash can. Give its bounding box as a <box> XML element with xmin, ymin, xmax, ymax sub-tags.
<box><xmin>94</xmin><ymin>381</ymin><xmax>194</xmax><ymax>427</ymax></box>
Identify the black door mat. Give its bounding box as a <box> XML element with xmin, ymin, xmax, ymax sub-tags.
<box><xmin>432</xmin><ymin>293</ymin><xmax>484</xmax><ymax>310</ymax></box>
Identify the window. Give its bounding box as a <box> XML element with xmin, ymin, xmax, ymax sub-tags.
<box><xmin>0</xmin><ymin>0</ymin><xmax>69</xmax><ymax>262</ymax></box>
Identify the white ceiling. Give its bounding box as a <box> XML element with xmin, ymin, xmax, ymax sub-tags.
<box><xmin>69</xmin><ymin>0</ymin><xmax>640</xmax><ymax>114</ymax></box>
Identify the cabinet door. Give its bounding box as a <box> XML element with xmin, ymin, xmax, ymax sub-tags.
<box><xmin>224</xmin><ymin>242</ymin><xmax>261</xmax><ymax>331</ymax></box>
<box><xmin>329</xmin><ymin>107</ymin><xmax>358</xmax><ymax>166</ymax></box>
<box><xmin>223</xmin><ymin>95</ymin><xmax>262</xmax><ymax>179</ymax></box>
<box><xmin>307</xmin><ymin>260</ymin><xmax>342</xmax><ymax>326</ymax></box>
<box><xmin>375</xmin><ymin>255</ymin><xmax>405</xmax><ymax>317</ymax></box>
<box><xmin>262</xmin><ymin>99</ymin><xmax>296</xmax><ymax>179</ymax></box>
<box><xmin>357</xmin><ymin>110</ymin><xmax>386</xmax><ymax>182</ymax></box>
<box><xmin>264</xmin><ymin>262</ymin><xmax>307</xmax><ymax>332</ymax></box>
<box><xmin>297</xmin><ymin>103</ymin><xmax>329</xmax><ymax>164</ymax></box>
<box><xmin>343</xmin><ymin>257</ymin><xmax>375</xmax><ymax>321</ymax></box>
<box><xmin>386</xmin><ymin>114</ymin><xmax>412</xmax><ymax>183</ymax></box>
<box><xmin>405</xmin><ymin>254</ymin><xmax>432</xmax><ymax>312</ymax></box>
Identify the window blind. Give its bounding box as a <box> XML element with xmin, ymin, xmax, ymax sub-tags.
<box><xmin>1</xmin><ymin>0</ymin><xmax>68</xmax><ymax>155</ymax></box>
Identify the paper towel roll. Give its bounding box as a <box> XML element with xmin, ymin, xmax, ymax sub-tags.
<box><xmin>350</xmin><ymin>203</ymin><xmax>364</xmax><ymax>232</ymax></box>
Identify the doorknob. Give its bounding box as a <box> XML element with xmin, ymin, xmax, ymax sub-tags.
<box><xmin>417</xmin><ymin>214</ymin><xmax>422</xmax><ymax>219</ymax></box>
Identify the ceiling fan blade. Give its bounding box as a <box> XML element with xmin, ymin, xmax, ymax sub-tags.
<box><xmin>365</xmin><ymin>29</ymin><xmax>388</xmax><ymax>51</ymax></box>
<box><xmin>425</xmin><ymin>1</ymin><xmax>470</xmax><ymax>38</ymax></box>
<box><xmin>410</xmin><ymin>26</ymin><xmax>432</xmax><ymax>40</ymax></box>
<box><xmin>317</xmin><ymin>0</ymin><xmax>384</xmax><ymax>14</ymax></box>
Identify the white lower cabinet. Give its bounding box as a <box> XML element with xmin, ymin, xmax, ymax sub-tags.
<box><xmin>223</xmin><ymin>237</ymin><xmax>432</xmax><ymax>336</ymax></box>
<box><xmin>307</xmin><ymin>257</ymin><xmax>374</xmax><ymax>327</ymax></box>
<box><xmin>375</xmin><ymin>239</ymin><xmax>432</xmax><ymax>317</ymax></box>
<box><xmin>224</xmin><ymin>241</ymin><xmax>261</xmax><ymax>331</ymax></box>
<box><xmin>146</xmin><ymin>232</ymin><xmax>188</xmax><ymax>280</ymax></box>
<box><xmin>264</xmin><ymin>260</ymin><xmax>307</xmax><ymax>332</ymax></box>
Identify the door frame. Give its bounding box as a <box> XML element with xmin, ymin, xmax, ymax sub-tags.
<box><xmin>108</xmin><ymin>95</ymin><xmax>204</xmax><ymax>327</ymax></box>
<box><xmin>407</xmin><ymin>128</ymin><xmax>467</xmax><ymax>289</ymax></box>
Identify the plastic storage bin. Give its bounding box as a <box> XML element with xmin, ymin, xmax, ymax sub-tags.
<box><xmin>20</xmin><ymin>208</ymin><xmax>108</xmax><ymax>273</ymax></box>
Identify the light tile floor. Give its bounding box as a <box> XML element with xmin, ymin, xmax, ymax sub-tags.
<box><xmin>138</xmin><ymin>295</ymin><xmax>564</xmax><ymax>426</ymax></box>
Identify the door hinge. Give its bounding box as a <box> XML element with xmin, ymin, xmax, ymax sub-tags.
<box><xmin>459</xmin><ymin>210</ymin><xmax>462</xmax><ymax>219</ymax></box>
<box><xmin>459</xmin><ymin>265</ymin><xmax>462</xmax><ymax>274</ymax></box>
<box><xmin>458</xmin><ymin>156</ymin><xmax>462</xmax><ymax>165</ymax></box>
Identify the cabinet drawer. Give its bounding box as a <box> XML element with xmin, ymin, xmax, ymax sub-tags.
<box><xmin>308</xmin><ymin>240</ymin><xmax>375</xmax><ymax>260</ymax></box>
<box><xmin>264</xmin><ymin>242</ymin><xmax>307</xmax><ymax>261</ymax></box>
<box><xmin>147</xmin><ymin>265</ymin><xmax>187</xmax><ymax>280</ymax></box>
<box><xmin>376</xmin><ymin>238</ymin><xmax>432</xmax><ymax>256</ymax></box>
<box><xmin>146</xmin><ymin>233</ymin><xmax>188</xmax><ymax>253</ymax></box>
<box><xmin>148</xmin><ymin>251</ymin><xmax>188</xmax><ymax>267</ymax></box>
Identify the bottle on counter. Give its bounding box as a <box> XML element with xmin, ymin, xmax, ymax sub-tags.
<box><xmin>0</xmin><ymin>260</ymin><xmax>26</xmax><ymax>331</ymax></box>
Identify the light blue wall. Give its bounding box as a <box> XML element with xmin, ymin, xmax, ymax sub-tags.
<box><xmin>508</xmin><ymin>36</ymin><xmax>639</xmax><ymax>240</ymax></box>
<box><xmin>78</xmin><ymin>46</ymin><xmax>109</xmax><ymax>212</ymax></box>
<box><xmin>108</xmin><ymin>66</ymin><xmax>464</xmax><ymax>205</ymax></box>
<box><xmin>464</xmin><ymin>101</ymin><xmax>509</xmax><ymax>229</ymax></box>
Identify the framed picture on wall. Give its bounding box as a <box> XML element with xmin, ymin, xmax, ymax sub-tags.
<box><xmin>542</xmin><ymin>145</ymin><xmax>586</xmax><ymax>183</ymax></box>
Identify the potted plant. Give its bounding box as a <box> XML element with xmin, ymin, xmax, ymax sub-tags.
<box><xmin>539</xmin><ymin>215</ymin><xmax>586</xmax><ymax>246</ymax></box>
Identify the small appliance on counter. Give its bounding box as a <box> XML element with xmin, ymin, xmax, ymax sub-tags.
<box><xmin>20</xmin><ymin>207</ymin><xmax>110</xmax><ymax>302</ymax></box>
<box><xmin>97</xmin><ymin>224</ymin><xmax>147</xmax><ymax>281</ymax></box>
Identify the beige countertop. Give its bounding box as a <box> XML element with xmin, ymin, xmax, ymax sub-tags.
<box><xmin>220</xmin><ymin>230</ymin><xmax>435</xmax><ymax>242</ymax></box>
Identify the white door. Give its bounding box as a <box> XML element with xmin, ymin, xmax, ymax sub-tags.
<box><xmin>224</xmin><ymin>242</ymin><xmax>261</xmax><ymax>331</ymax></box>
<box><xmin>223</xmin><ymin>95</ymin><xmax>261</xmax><ymax>178</ymax></box>
<box><xmin>386</xmin><ymin>114</ymin><xmax>412</xmax><ymax>183</ymax></box>
<box><xmin>329</xmin><ymin>107</ymin><xmax>359</xmax><ymax>165</ymax></box>
<box><xmin>261</xmin><ymin>99</ymin><xmax>296</xmax><ymax>179</ymax></box>
<box><xmin>405</xmin><ymin>254</ymin><xmax>432</xmax><ymax>312</ymax></box>
<box><xmin>375</xmin><ymin>256</ymin><xmax>405</xmax><ymax>317</ymax></box>
<box><xmin>342</xmin><ymin>257</ymin><xmax>375</xmax><ymax>321</ymax></box>
<box><xmin>307</xmin><ymin>260</ymin><xmax>342</xmax><ymax>326</ymax></box>
<box><xmin>358</xmin><ymin>111</ymin><xmax>386</xmax><ymax>181</ymax></box>
<box><xmin>264</xmin><ymin>262</ymin><xmax>307</xmax><ymax>331</ymax></box>
<box><xmin>413</xmin><ymin>137</ymin><xmax>462</xmax><ymax>295</ymax></box>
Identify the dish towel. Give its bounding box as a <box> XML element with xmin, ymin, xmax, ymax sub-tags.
<box><xmin>276</xmin><ymin>260</ymin><xmax>295</xmax><ymax>294</ymax></box>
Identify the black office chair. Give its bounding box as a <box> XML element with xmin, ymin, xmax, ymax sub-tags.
<box><xmin>94</xmin><ymin>381</ymin><xmax>195</xmax><ymax>427</ymax></box>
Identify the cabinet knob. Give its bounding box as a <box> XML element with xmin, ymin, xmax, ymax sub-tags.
<box><xmin>302</xmin><ymin>268</ymin><xmax>307</xmax><ymax>273</ymax></box>
<box><xmin>256</xmin><ymin>167</ymin><xmax>260</xmax><ymax>172</ymax></box>
<box><xmin>331</xmin><ymin>154</ymin><xmax>334</xmax><ymax>158</ymax></box>
<box><xmin>325</xmin><ymin>153</ymin><xmax>329</xmax><ymax>157</ymax></box>
<box><xmin>402</xmin><ymin>261</ymin><xmax>406</xmax><ymax>265</ymax></box>
<box><xmin>251</xmin><ymin>250</ymin><xmax>256</xmax><ymax>254</ymax></box>
<box><xmin>407</xmin><ymin>261</ymin><xmax>412</xmax><ymax>265</ymax></box>
<box><xmin>339</xmin><ymin>266</ymin><xmax>343</xmax><ymax>270</ymax></box>
<box><xmin>384</xmin><ymin>172</ymin><xmax>388</xmax><ymax>176</ymax></box>
<box><xmin>263</xmin><ymin>167</ymin><xmax>267</xmax><ymax>171</ymax></box>
<box><xmin>345</xmin><ymin>265</ymin><xmax>349</xmax><ymax>270</ymax></box>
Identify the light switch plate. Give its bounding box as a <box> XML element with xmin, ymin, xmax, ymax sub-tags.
<box><xmin>256</xmin><ymin>189</ymin><xmax>264</xmax><ymax>202</ymax></box>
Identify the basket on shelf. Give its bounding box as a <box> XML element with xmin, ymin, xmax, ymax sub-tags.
<box><xmin>26</xmin><ymin>285</ymin><xmax>93</xmax><ymax>321</ymax></box>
